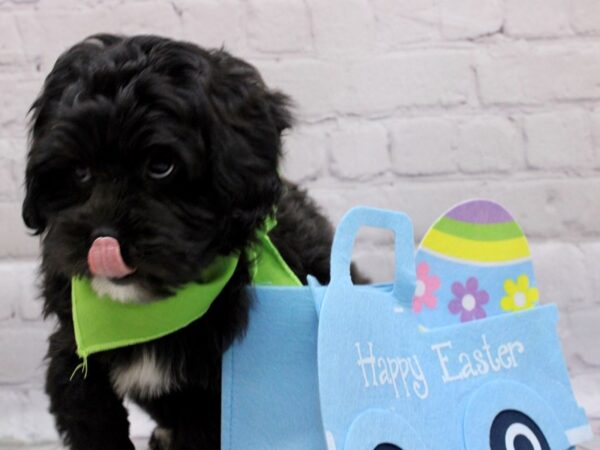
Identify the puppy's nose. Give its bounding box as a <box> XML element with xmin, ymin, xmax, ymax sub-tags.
<box><xmin>90</xmin><ymin>227</ymin><xmax>119</xmax><ymax>240</ymax></box>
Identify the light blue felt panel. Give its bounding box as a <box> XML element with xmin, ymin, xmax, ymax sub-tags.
<box><xmin>221</xmin><ymin>286</ymin><xmax>326</xmax><ymax>450</ymax></box>
<box><xmin>315</xmin><ymin>206</ymin><xmax>591</xmax><ymax>450</ymax></box>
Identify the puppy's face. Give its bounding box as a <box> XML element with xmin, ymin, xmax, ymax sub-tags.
<box><xmin>23</xmin><ymin>35</ymin><xmax>291</xmax><ymax>299</ymax></box>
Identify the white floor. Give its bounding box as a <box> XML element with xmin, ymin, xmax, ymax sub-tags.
<box><xmin>1</xmin><ymin>419</ymin><xmax>598</xmax><ymax>450</ymax></box>
<box><xmin>0</xmin><ymin>440</ymin><xmax>147</xmax><ymax>450</ymax></box>
<box><xmin>1</xmin><ymin>436</ymin><xmax>600</xmax><ymax>450</ymax></box>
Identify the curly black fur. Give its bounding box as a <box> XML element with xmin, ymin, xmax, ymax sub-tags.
<box><xmin>23</xmin><ymin>34</ymin><xmax>354</xmax><ymax>450</ymax></box>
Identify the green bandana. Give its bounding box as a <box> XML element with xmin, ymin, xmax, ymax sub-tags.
<box><xmin>71</xmin><ymin>219</ymin><xmax>301</xmax><ymax>377</ymax></box>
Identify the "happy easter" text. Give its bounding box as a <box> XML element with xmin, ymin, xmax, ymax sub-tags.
<box><xmin>355</xmin><ymin>334</ymin><xmax>525</xmax><ymax>400</ymax></box>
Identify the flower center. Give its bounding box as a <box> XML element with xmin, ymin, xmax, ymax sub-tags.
<box><xmin>514</xmin><ymin>292</ymin><xmax>527</xmax><ymax>308</ymax></box>
<box><xmin>462</xmin><ymin>294</ymin><xmax>476</xmax><ymax>311</ymax></box>
<box><xmin>415</xmin><ymin>280</ymin><xmax>426</xmax><ymax>298</ymax></box>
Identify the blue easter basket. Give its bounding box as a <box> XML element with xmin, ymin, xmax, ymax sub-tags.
<box><xmin>221</xmin><ymin>203</ymin><xmax>593</xmax><ymax>450</ymax></box>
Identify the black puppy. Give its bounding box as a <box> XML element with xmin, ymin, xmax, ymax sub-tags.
<box><xmin>23</xmin><ymin>34</ymin><xmax>343</xmax><ymax>450</ymax></box>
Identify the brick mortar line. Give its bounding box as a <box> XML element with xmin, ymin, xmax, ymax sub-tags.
<box><xmin>292</xmin><ymin>107</ymin><xmax>600</xmax><ymax>126</ymax></box>
<box><xmin>244</xmin><ymin>36</ymin><xmax>600</xmax><ymax>57</ymax></box>
<box><xmin>301</xmin><ymin>173</ymin><xmax>600</xmax><ymax>186</ymax></box>
<box><xmin>3</xmin><ymin>40</ymin><xmax>600</xmax><ymax>67</ymax></box>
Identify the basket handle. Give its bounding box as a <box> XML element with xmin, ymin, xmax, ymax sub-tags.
<box><xmin>330</xmin><ymin>206</ymin><xmax>416</xmax><ymax>304</ymax></box>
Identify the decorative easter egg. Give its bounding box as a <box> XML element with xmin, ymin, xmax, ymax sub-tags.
<box><xmin>420</xmin><ymin>199</ymin><xmax>530</xmax><ymax>264</ymax></box>
<box><xmin>414</xmin><ymin>199</ymin><xmax>539</xmax><ymax>328</ymax></box>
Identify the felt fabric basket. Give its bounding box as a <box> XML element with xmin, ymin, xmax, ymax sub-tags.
<box><xmin>221</xmin><ymin>203</ymin><xmax>593</xmax><ymax>450</ymax></box>
<box><xmin>221</xmin><ymin>285</ymin><xmax>326</xmax><ymax>450</ymax></box>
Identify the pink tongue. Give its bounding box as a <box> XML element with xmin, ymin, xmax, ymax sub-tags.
<box><xmin>87</xmin><ymin>237</ymin><xmax>136</xmax><ymax>279</ymax></box>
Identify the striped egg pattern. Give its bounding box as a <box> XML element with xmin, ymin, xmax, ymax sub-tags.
<box><xmin>413</xmin><ymin>200</ymin><xmax>539</xmax><ymax>328</ymax></box>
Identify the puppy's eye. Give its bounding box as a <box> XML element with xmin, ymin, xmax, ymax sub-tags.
<box><xmin>147</xmin><ymin>155</ymin><xmax>175</xmax><ymax>180</ymax></box>
<box><xmin>74</xmin><ymin>165</ymin><xmax>92</xmax><ymax>184</ymax></box>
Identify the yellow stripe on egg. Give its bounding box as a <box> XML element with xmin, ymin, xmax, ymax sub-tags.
<box><xmin>421</xmin><ymin>228</ymin><xmax>531</xmax><ymax>263</ymax></box>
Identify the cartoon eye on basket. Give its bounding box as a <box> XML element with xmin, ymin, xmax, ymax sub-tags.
<box><xmin>490</xmin><ymin>410</ymin><xmax>550</xmax><ymax>450</ymax></box>
<box><xmin>462</xmin><ymin>380</ymin><xmax>581</xmax><ymax>450</ymax></box>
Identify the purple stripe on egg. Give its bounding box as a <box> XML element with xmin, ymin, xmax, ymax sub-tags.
<box><xmin>445</xmin><ymin>200</ymin><xmax>513</xmax><ymax>224</ymax></box>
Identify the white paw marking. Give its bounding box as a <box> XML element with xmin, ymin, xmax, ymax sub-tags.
<box><xmin>111</xmin><ymin>349</ymin><xmax>177</xmax><ymax>399</ymax></box>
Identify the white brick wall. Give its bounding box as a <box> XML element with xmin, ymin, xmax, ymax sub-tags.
<box><xmin>0</xmin><ymin>0</ymin><xmax>599</xmax><ymax>447</ymax></box>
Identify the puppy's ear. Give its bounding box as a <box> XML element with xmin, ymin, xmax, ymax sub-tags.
<box><xmin>22</xmin><ymin>179</ymin><xmax>46</xmax><ymax>234</ymax></box>
<box><xmin>265</xmin><ymin>90</ymin><xmax>293</xmax><ymax>135</ymax></box>
<box><xmin>208</xmin><ymin>50</ymin><xmax>293</xmax><ymax>136</ymax></box>
<box><xmin>206</xmin><ymin>50</ymin><xmax>293</xmax><ymax>249</ymax></box>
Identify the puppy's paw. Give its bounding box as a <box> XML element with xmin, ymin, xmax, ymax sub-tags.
<box><xmin>149</xmin><ymin>426</ymin><xmax>173</xmax><ymax>450</ymax></box>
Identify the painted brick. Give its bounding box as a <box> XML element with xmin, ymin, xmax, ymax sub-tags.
<box><xmin>0</xmin><ymin>139</ymin><xmax>19</xmax><ymax>202</ymax></box>
<box><xmin>256</xmin><ymin>59</ymin><xmax>344</xmax><ymax>120</ymax></box>
<box><xmin>456</xmin><ymin>116</ymin><xmax>524</xmax><ymax>173</ymax></box>
<box><xmin>530</xmin><ymin>242</ymin><xmax>591</xmax><ymax>307</ymax></box>
<box><xmin>571</xmin><ymin>0</ymin><xmax>600</xmax><ymax>34</ymax></box>
<box><xmin>477</xmin><ymin>43</ymin><xmax>600</xmax><ymax>105</ymax></box>
<box><xmin>0</xmin><ymin>138</ymin><xmax>26</xmax><ymax>202</ymax></box>
<box><xmin>281</xmin><ymin>125</ymin><xmax>329</xmax><ymax>183</ymax></box>
<box><xmin>524</xmin><ymin>110</ymin><xmax>594</xmax><ymax>170</ymax></box>
<box><xmin>388</xmin><ymin>118</ymin><xmax>457</xmax><ymax>175</ymax></box>
<box><xmin>485</xmin><ymin>179</ymin><xmax>600</xmax><ymax>240</ymax></box>
<box><xmin>329</xmin><ymin>121</ymin><xmax>389</xmax><ymax>180</ymax></box>
<box><xmin>12</xmin><ymin>261</ymin><xmax>42</xmax><ymax>321</ymax></box>
<box><xmin>0</xmin><ymin>261</ymin><xmax>38</xmax><ymax>321</ymax></box>
<box><xmin>178</xmin><ymin>0</ymin><xmax>245</xmax><ymax>51</ymax></box>
<box><xmin>0</xmin><ymin>390</ymin><xmax>154</xmax><ymax>445</ymax></box>
<box><xmin>0</xmin><ymin>202</ymin><xmax>39</xmax><ymax>258</ymax></box>
<box><xmin>311</xmin><ymin>182</ymin><xmax>483</xmax><ymax>241</ymax></box>
<box><xmin>0</xmin><ymin>14</ymin><xmax>22</xmax><ymax>54</ymax></box>
<box><xmin>0</xmin><ymin>325</ymin><xmax>47</xmax><ymax>384</ymax></box>
<box><xmin>111</xmin><ymin>2</ymin><xmax>182</xmax><ymax>39</ymax></box>
<box><xmin>306</xmin><ymin>0</ymin><xmax>376</xmax><ymax>58</ymax></box>
<box><xmin>371</xmin><ymin>0</ymin><xmax>438</xmax><ymax>47</ymax></box>
<box><xmin>0</xmin><ymin>271</ymin><xmax>16</xmax><ymax>321</ymax></box>
<box><xmin>15</xmin><ymin>10</ymin><xmax>113</xmax><ymax>71</ymax></box>
<box><xmin>18</xmin><ymin>0</ymin><xmax>86</xmax><ymax>10</ymax></box>
<box><xmin>0</xmin><ymin>388</ymin><xmax>57</xmax><ymax>442</ymax></box>
<box><xmin>0</xmin><ymin>77</ymin><xmax>39</xmax><ymax>138</ymax></box>
<box><xmin>311</xmin><ymin>178</ymin><xmax>600</xmax><ymax>241</ymax></box>
<box><xmin>591</xmin><ymin>108</ymin><xmax>600</xmax><ymax>168</ymax></box>
<box><xmin>337</xmin><ymin>51</ymin><xmax>474</xmax><ymax>114</ymax></box>
<box><xmin>563</xmin><ymin>306</ymin><xmax>600</xmax><ymax>370</ymax></box>
<box><xmin>309</xmin><ymin>186</ymin><xmax>402</xmax><ymax>229</ymax></box>
<box><xmin>247</xmin><ymin>0</ymin><xmax>311</xmax><ymax>53</ymax></box>
<box><xmin>571</xmin><ymin>372</ymin><xmax>600</xmax><ymax>422</ymax></box>
<box><xmin>439</xmin><ymin>0</ymin><xmax>503</xmax><ymax>39</ymax></box>
<box><xmin>454</xmin><ymin>179</ymin><xmax>600</xmax><ymax>240</ymax></box>
<box><xmin>581</xmin><ymin>242</ymin><xmax>600</xmax><ymax>303</ymax></box>
<box><xmin>16</xmin><ymin>3</ymin><xmax>181</xmax><ymax>73</ymax></box>
<box><xmin>0</xmin><ymin>13</ymin><xmax>27</xmax><ymax>75</ymax></box>
<box><xmin>353</xmin><ymin>249</ymin><xmax>395</xmax><ymax>283</ymax></box>
<box><xmin>505</xmin><ymin>0</ymin><xmax>571</xmax><ymax>37</ymax></box>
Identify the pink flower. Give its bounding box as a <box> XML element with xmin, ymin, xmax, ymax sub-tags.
<box><xmin>448</xmin><ymin>277</ymin><xmax>489</xmax><ymax>322</ymax></box>
<box><xmin>412</xmin><ymin>262</ymin><xmax>440</xmax><ymax>313</ymax></box>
